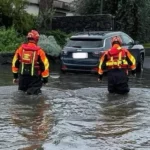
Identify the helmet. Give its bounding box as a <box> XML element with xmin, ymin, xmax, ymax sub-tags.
<box><xmin>111</xmin><ymin>36</ymin><xmax>122</xmax><ymax>46</ymax></box>
<box><xmin>27</xmin><ymin>30</ymin><xmax>39</xmax><ymax>41</ymax></box>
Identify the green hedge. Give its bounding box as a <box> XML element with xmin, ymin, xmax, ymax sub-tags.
<box><xmin>0</xmin><ymin>27</ymin><xmax>24</xmax><ymax>52</ymax></box>
<box><xmin>0</xmin><ymin>27</ymin><xmax>71</xmax><ymax>57</ymax></box>
<box><xmin>143</xmin><ymin>43</ymin><xmax>150</xmax><ymax>48</ymax></box>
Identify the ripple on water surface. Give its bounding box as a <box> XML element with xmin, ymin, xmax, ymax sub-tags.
<box><xmin>0</xmin><ymin>86</ymin><xmax>150</xmax><ymax>150</ymax></box>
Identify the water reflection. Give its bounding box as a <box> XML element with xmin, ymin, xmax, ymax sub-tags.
<box><xmin>1</xmin><ymin>63</ymin><xmax>150</xmax><ymax>149</ymax></box>
<box><xmin>95</xmin><ymin>94</ymin><xmax>136</xmax><ymax>137</ymax></box>
<box><xmin>11</xmin><ymin>92</ymin><xmax>54</xmax><ymax>149</ymax></box>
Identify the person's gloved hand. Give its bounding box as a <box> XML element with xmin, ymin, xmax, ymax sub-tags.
<box><xmin>98</xmin><ymin>74</ymin><xmax>103</xmax><ymax>82</ymax></box>
<box><xmin>42</xmin><ymin>77</ymin><xmax>48</xmax><ymax>85</ymax></box>
<box><xmin>13</xmin><ymin>73</ymin><xmax>18</xmax><ymax>84</ymax></box>
<box><xmin>131</xmin><ymin>69</ymin><xmax>136</xmax><ymax>77</ymax></box>
<box><xmin>13</xmin><ymin>79</ymin><xmax>19</xmax><ymax>84</ymax></box>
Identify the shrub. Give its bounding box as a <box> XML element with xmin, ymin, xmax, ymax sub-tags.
<box><xmin>41</xmin><ymin>30</ymin><xmax>71</xmax><ymax>48</ymax></box>
<box><xmin>0</xmin><ymin>27</ymin><xmax>24</xmax><ymax>52</ymax></box>
<box><xmin>14</xmin><ymin>12</ymin><xmax>36</xmax><ymax>35</ymax></box>
<box><xmin>0</xmin><ymin>0</ymin><xmax>36</xmax><ymax>35</ymax></box>
<box><xmin>38</xmin><ymin>34</ymin><xmax>61</xmax><ymax>56</ymax></box>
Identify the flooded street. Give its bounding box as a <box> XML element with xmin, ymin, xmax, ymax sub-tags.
<box><xmin>0</xmin><ymin>57</ymin><xmax>150</xmax><ymax>150</ymax></box>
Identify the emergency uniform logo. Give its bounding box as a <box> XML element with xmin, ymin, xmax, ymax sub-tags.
<box><xmin>22</xmin><ymin>50</ymin><xmax>34</xmax><ymax>64</ymax></box>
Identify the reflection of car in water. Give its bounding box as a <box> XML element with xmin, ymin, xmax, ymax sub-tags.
<box><xmin>11</xmin><ymin>93</ymin><xmax>53</xmax><ymax>149</ymax></box>
<box><xmin>61</xmin><ymin>31</ymin><xmax>145</xmax><ymax>73</ymax></box>
<box><xmin>95</xmin><ymin>94</ymin><xmax>136</xmax><ymax>137</ymax></box>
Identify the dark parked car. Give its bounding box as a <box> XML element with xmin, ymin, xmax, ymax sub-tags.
<box><xmin>60</xmin><ymin>31</ymin><xmax>145</xmax><ymax>73</ymax></box>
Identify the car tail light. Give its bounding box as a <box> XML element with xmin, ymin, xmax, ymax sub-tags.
<box><xmin>92</xmin><ymin>67</ymin><xmax>98</xmax><ymax>72</ymax></box>
<box><xmin>61</xmin><ymin>65</ymin><xmax>67</xmax><ymax>70</ymax></box>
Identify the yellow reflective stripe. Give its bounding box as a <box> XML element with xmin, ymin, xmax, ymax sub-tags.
<box><xmin>21</xmin><ymin>62</ymin><xmax>24</xmax><ymax>74</ymax></box>
<box><xmin>122</xmin><ymin>60</ymin><xmax>128</xmax><ymax>64</ymax></box>
<box><xmin>12</xmin><ymin>54</ymin><xmax>17</xmax><ymax>68</ymax></box>
<box><xmin>43</xmin><ymin>58</ymin><xmax>49</xmax><ymax>70</ymax></box>
<box><xmin>12</xmin><ymin>53</ymin><xmax>19</xmax><ymax>73</ymax></box>
<box><xmin>106</xmin><ymin>59</ymin><xmax>128</xmax><ymax>66</ymax></box>
<box><xmin>117</xmin><ymin>46</ymin><xmax>122</xmax><ymax>50</ymax></box>
<box><xmin>119</xmin><ymin>51</ymin><xmax>122</xmax><ymax>61</ymax></box>
<box><xmin>110</xmin><ymin>56</ymin><xmax>113</xmax><ymax>61</ymax></box>
<box><xmin>41</xmin><ymin>57</ymin><xmax>50</xmax><ymax>77</ymax></box>
<box><xmin>31</xmin><ymin>51</ymin><xmax>36</xmax><ymax>76</ymax></box>
<box><xmin>21</xmin><ymin>49</ymin><xmax>24</xmax><ymax>74</ymax></box>
<box><xmin>118</xmin><ymin>51</ymin><xmax>122</xmax><ymax>67</ymax></box>
<box><xmin>106</xmin><ymin>62</ymin><xmax>112</xmax><ymax>66</ymax></box>
<box><xmin>130</xmin><ymin>55</ymin><xmax>136</xmax><ymax>64</ymax></box>
<box><xmin>127</xmin><ymin>51</ymin><xmax>136</xmax><ymax>65</ymax></box>
<box><xmin>98</xmin><ymin>54</ymin><xmax>105</xmax><ymax>74</ymax></box>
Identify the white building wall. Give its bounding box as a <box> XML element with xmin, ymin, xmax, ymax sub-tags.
<box><xmin>59</xmin><ymin>0</ymin><xmax>74</xmax><ymax>3</ymax></box>
<box><xmin>25</xmin><ymin>0</ymin><xmax>39</xmax><ymax>16</ymax></box>
<box><xmin>25</xmin><ymin>5</ymin><xmax>39</xmax><ymax>16</ymax></box>
<box><xmin>25</xmin><ymin>0</ymin><xmax>74</xmax><ymax>16</ymax></box>
<box><xmin>27</xmin><ymin>0</ymin><xmax>39</xmax><ymax>4</ymax></box>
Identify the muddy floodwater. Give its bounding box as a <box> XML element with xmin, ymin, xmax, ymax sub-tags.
<box><xmin>0</xmin><ymin>58</ymin><xmax>150</xmax><ymax>150</ymax></box>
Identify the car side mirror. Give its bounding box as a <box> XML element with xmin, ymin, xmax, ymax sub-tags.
<box><xmin>128</xmin><ymin>41</ymin><xmax>134</xmax><ymax>45</ymax></box>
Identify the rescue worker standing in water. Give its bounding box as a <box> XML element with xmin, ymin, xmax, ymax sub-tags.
<box><xmin>98</xmin><ymin>36</ymin><xmax>136</xmax><ymax>94</ymax></box>
<box><xmin>12</xmin><ymin>30</ymin><xmax>49</xmax><ymax>95</ymax></box>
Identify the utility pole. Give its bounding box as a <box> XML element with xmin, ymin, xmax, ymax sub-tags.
<box><xmin>100</xmin><ymin>0</ymin><xmax>103</xmax><ymax>14</ymax></box>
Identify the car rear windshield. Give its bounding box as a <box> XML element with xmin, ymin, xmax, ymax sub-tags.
<box><xmin>66</xmin><ymin>38</ymin><xmax>103</xmax><ymax>48</ymax></box>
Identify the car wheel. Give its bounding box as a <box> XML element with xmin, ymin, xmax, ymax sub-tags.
<box><xmin>136</xmin><ymin>54</ymin><xmax>144</xmax><ymax>73</ymax></box>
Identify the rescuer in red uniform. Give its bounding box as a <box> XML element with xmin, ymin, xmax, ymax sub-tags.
<box><xmin>98</xmin><ymin>36</ymin><xmax>136</xmax><ymax>94</ymax></box>
<box><xmin>12</xmin><ymin>30</ymin><xmax>49</xmax><ymax>95</ymax></box>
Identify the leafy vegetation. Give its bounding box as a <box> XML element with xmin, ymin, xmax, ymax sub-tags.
<box><xmin>0</xmin><ymin>26</ymin><xmax>70</xmax><ymax>55</ymax></box>
<box><xmin>41</xmin><ymin>30</ymin><xmax>71</xmax><ymax>48</ymax></box>
<box><xmin>0</xmin><ymin>0</ymin><xmax>36</xmax><ymax>34</ymax></box>
<box><xmin>74</xmin><ymin>0</ymin><xmax>150</xmax><ymax>43</ymax></box>
<box><xmin>0</xmin><ymin>27</ymin><xmax>24</xmax><ymax>52</ymax></box>
<box><xmin>1</xmin><ymin>0</ymin><xmax>150</xmax><ymax>53</ymax></box>
<box><xmin>37</xmin><ymin>0</ymin><xmax>55</xmax><ymax>30</ymax></box>
<box><xmin>143</xmin><ymin>43</ymin><xmax>150</xmax><ymax>48</ymax></box>
<box><xmin>0</xmin><ymin>0</ymin><xmax>69</xmax><ymax>54</ymax></box>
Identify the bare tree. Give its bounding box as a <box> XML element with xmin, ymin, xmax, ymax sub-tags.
<box><xmin>38</xmin><ymin>0</ymin><xmax>55</xmax><ymax>30</ymax></box>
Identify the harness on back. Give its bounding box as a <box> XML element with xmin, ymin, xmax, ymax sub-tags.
<box><xmin>19</xmin><ymin>44</ymin><xmax>41</xmax><ymax>76</ymax></box>
<box><xmin>106</xmin><ymin>48</ymin><xmax>129</xmax><ymax>69</ymax></box>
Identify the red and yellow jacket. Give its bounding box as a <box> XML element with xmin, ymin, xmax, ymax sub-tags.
<box><xmin>98</xmin><ymin>44</ymin><xmax>136</xmax><ymax>75</ymax></box>
<box><xmin>12</xmin><ymin>42</ymin><xmax>49</xmax><ymax>78</ymax></box>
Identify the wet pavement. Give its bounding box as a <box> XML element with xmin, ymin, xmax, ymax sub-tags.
<box><xmin>0</xmin><ymin>57</ymin><xmax>150</xmax><ymax>150</ymax></box>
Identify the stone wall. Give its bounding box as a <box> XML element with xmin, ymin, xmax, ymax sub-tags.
<box><xmin>0</xmin><ymin>53</ymin><xmax>14</xmax><ymax>65</ymax></box>
<box><xmin>52</xmin><ymin>14</ymin><xmax>115</xmax><ymax>33</ymax></box>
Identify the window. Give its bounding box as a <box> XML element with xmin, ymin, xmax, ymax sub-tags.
<box><xmin>66</xmin><ymin>38</ymin><xmax>103</xmax><ymax>48</ymax></box>
<box><xmin>121</xmin><ymin>34</ymin><xmax>134</xmax><ymax>45</ymax></box>
<box><xmin>104</xmin><ymin>38</ymin><xmax>112</xmax><ymax>49</ymax></box>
